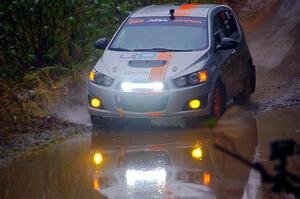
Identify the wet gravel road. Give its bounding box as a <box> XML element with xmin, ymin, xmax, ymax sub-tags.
<box><xmin>0</xmin><ymin>0</ymin><xmax>300</xmax><ymax>198</ymax></box>
<box><xmin>249</xmin><ymin>0</ymin><xmax>300</xmax><ymax>111</ymax></box>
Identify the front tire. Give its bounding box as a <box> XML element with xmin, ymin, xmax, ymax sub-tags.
<box><xmin>210</xmin><ymin>82</ymin><xmax>226</xmax><ymax>119</ymax></box>
<box><xmin>233</xmin><ymin>70</ymin><xmax>251</xmax><ymax>105</ymax></box>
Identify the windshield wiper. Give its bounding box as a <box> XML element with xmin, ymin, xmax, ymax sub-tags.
<box><xmin>133</xmin><ymin>48</ymin><xmax>191</xmax><ymax>52</ymax></box>
<box><xmin>109</xmin><ymin>47</ymin><xmax>133</xmax><ymax>51</ymax></box>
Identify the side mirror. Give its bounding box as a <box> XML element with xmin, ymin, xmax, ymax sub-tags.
<box><xmin>216</xmin><ymin>37</ymin><xmax>238</xmax><ymax>50</ymax></box>
<box><xmin>95</xmin><ymin>38</ymin><xmax>109</xmax><ymax>49</ymax></box>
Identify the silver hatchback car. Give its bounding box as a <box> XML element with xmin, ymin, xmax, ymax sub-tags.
<box><xmin>88</xmin><ymin>3</ymin><xmax>255</xmax><ymax>125</ymax></box>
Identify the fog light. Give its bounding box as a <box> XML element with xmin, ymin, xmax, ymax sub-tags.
<box><xmin>189</xmin><ymin>99</ymin><xmax>201</xmax><ymax>109</ymax></box>
<box><xmin>91</xmin><ymin>98</ymin><xmax>101</xmax><ymax>108</ymax></box>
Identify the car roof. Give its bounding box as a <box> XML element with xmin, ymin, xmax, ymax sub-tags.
<box><xmin>131</xmin><ymin>4</ymin><xmax>221</xmax><ymax>18</ymax></box>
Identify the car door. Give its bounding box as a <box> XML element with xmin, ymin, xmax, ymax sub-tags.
<box><xmin>222</xmin><ymin>10</ymin><xmax>244</xmax><ymax>95</ymax></box>
<box><xmin>212</xmin><ymin>10</ymin><xmax>239</xmax><ymax>98</ymax></box>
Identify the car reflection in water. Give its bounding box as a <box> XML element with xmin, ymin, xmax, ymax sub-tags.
<box><xmin>91</xmin><ymin>144</ymin><xmax>215</xmax><ymax>198</ymax></box>
<box><xmin>90</xmin><ymin>116</ymin><xmax>257</xmax><ymax>199</ymax></box>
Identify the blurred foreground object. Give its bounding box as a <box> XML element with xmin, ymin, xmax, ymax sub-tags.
<box><xmin>215</xmin><ymin>139</ymin><xmax>300</xmax><ymax>197</ymax></box>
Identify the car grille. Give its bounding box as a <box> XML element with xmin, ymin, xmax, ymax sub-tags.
<box><xmin>117</xmin><ymin>95</ymin><xmax>168</xmax><ymax>112</ymax></box>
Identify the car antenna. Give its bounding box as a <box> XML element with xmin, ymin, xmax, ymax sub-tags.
<box><xmin>169</xmin><ymin>9</ymin><xmax>175</xmax><ymax>20</ymax></box>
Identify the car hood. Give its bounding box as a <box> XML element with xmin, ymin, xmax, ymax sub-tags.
<box><xmin>94</xmin><ymin>50</ymin><xmax>209</xmax><ymax>81</ymax></box>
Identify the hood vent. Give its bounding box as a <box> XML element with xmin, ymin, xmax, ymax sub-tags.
<box><xmin>128</xmin><ymin>60</ymin><xmax>166</xmax><ymax>68</ymax></box>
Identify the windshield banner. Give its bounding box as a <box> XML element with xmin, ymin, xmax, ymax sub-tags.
<box><xmin>126</xmin><ymin>16</ymin><xmax>207</xmax><ymax>27</ymax></box>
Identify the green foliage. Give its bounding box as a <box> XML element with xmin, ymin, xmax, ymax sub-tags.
<box><xmin>0</xmin><ymin>0</ymin><xmax>135</xmax><ymax>80</ymax></box>
<box><xmin>23</xmin><ymin>65</ymin><xmax>70</xmax><ymax>88</ymax></box>
<box><xmin>0</xmin><ymin>0</ymin><xmax>218</xmax><ymax>82</ymax></box>
<box><xmin>1</xmin><ymin>0</ymin><xmax>92</xmax><ymax>80</ymax></box>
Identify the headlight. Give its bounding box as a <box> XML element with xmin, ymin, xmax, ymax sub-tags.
<box><xmin>174</xmin><ymin>70</ymin><xmax>208</xmax><ymax>88</ymax></box>
<box><xmin>120</xmin><ymin>82</ymin><xmax>164</xmax><ymax>92</ymax></box>
<box><xmin>89</xmin><ymin>70</ymin><xmax>113</xmax><ymax>87</ymax></box>
<box><xmin>125</xmin><ymin>168</ymin><xmax>167</xmax><ymax>186</ymax></box>
<box><xmin>174</xmin><ymin>76</ymin><xmax>187</xmax><ymax>87</ymax></box>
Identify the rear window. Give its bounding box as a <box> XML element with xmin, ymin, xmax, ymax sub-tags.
<box><xmin>109</xmin><ymin>16</ymin><xmax>208</xmax><ymax>52</ymax></box>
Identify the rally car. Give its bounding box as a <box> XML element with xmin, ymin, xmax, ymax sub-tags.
<box><xmin>88</xmin><ymin>3</ymin><xmax>256</xmax><ymax>125</ymax></box>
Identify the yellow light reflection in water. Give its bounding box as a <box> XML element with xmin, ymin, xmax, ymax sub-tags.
<box><xmin>93</xmin><ymin>152</ymin><xmax>103</xmax><ymax>165</ymax></box>
<box><xmin>93</xmin><ymin>178</ymin><xmax>100</xmax><ymax>190</ymax></box>
<box><xmin>203</xmin><ymin>172</ymin><xmax>211</xmax><ymax>185</ymax></box>
<box><xmin>192</xmin><ymin>146</ymin><xmax>203</xmax><ymax>160</ymax></box>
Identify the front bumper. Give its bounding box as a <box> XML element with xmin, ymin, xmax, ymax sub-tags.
<box><xmin>87</xmin><ymin>81</ymin><xmax>212</xmax><ymax>118</ymax></box>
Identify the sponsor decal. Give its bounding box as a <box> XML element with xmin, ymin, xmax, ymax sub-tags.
<box><xmin>128</xmin><ymin>19</ymin><xmax>144</xmax><ymax>24</ymax></box>
<box><xmin>174</xmin><ymin>19</ymin><xmax>201</xmax><ymax>24</ymax></box>
<box><xmin>120</xmin><ymin>53</ymin><xmax>137</xmax><ymax>61</ymax></box>
<box><xmin>120</xmin><ymin>53</ymin><xmax>157</xmax><ymax>61</ymax></box>
<box><xmin>124</xmin><ymin>71</ymin><xmax>150</xmax><ymax>76</ymax></box>
<box><xmin>137</xmin><ymin>52</ymin><xmax>158</xmax><ymax>60</ymax></box>
<box><xmin>147</xmin><ymin>18</ymin><xmax>169</xmax><ymax>23</ymax></box>
<box><xmin>125</xmin><ymin>16</ymin><xmax>206</xmax><ymax>27</ymax></box>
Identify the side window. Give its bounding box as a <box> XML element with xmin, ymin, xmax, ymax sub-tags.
<box><xmin>213</xmin><ymin>15</ymin><xmax>225</xmax><ymax>46</ymax></box>
<box><xmin>217</xmin><ymin>10</ymin><xmax>238</xmax><ymax>37</ymax></box>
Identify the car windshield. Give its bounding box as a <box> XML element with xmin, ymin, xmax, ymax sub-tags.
<box><xmin>109</xmin><ymin>16</ymin><xmax>208</xmax><ymax>52</ymax></box>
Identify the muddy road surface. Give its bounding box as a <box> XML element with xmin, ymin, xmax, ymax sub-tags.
<box><xmin>249</xmin><ymin>0</ymin><xmax>300</xmax><ymax>111</ymax></box>
<box><xmin>0</xmin><ymin>0</ymin><xmax>300</xmax><ymax>198</ymax></box>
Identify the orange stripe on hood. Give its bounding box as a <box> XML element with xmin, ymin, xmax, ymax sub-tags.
<box><xmin>149</xmin><ymin>52</ymin><xmax>174</xmax><ymax>81</ymax></box>
<box><xmin>174</xmin><ymin>3</ymin><xmax>200</xmax><ymax>17</ymax></box>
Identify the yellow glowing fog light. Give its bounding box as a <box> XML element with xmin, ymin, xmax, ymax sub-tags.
<box><xmin>192</xmin><ymin>147</ymin><xmax>203</xmax><ymax>160</ymax></box>
<box><xmin>91</xmin><ymin>98</ymin><xmax>101</xmax><ymax>108</ymax></box>
<box><xmin>93</xmin><ymin>152</ymin><xmax>103</xmax><ymax>165</ymax></box>
<box><xmin>189</xmin><ymin>99</ymin><xmax>201</xmax><ymax>109</ymax></box>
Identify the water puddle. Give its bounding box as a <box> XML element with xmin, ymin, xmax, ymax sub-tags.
<box><xmin>0</xmin><ymin>107</ymin><xmax>299</xmax><ymax>198</ymax></box>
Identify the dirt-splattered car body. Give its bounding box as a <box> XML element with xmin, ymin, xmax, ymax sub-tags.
<box><xmin>88</xmin><ymin>3</ymin><xmax>255</xmax><ymax>124</ymax></box>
